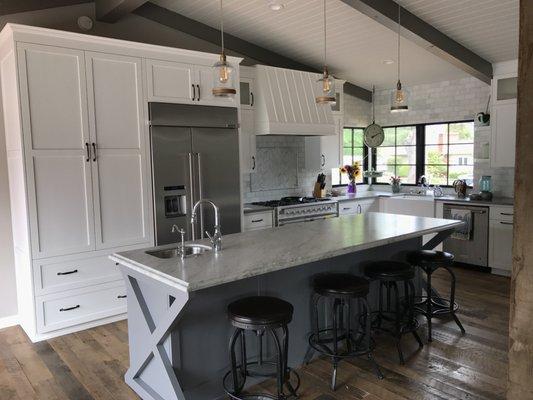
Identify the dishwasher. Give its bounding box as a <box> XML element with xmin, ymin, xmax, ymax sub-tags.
<box><xmin>443</xmin><ymin>203</ymin><xmax>489</xmax><ymax>267</ymax></box>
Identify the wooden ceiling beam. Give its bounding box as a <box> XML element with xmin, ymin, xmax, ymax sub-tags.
<box><xmin>134</xmin><ymin>3</ymin><xmax>372</xmax><ymax>102</ymax></box>
<box><xmin>95</xmin><ymin>0</ymin><xmax>148</xmax><ymax>23</ymax></box>
<box><xmin>340</xmin><ymin>0</ymin><xmax>493</xmax><ymax>84</ymax></box>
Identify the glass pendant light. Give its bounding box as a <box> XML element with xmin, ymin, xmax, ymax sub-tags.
<box><xmin>390</xmin><ymin>3</ymin><xmax>409</xmax><ymax>112</ymax></box>
<box><xmin>212</xmin><ymin>0</ymin><xmax>236</xmax><ymax>97</ymax></box>
<box><xmin>316</xmin><ymin>0</ymin><xmax>336</xmax><ymax>104</ymax></box>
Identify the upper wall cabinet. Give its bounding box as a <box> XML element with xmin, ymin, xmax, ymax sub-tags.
<box><xmin>146</xmin><ymin>59</ymin><xmax>238</xmax><ymax>108</ymax></box>
<box><xmin>86</xmin><ymin>52</ymin><xmax>143</xmax><ymax>149</ymax></box>
<box><xmin>18</xmin><ymin>44</ymin><xmax>89</xmax><ymax>150</ymax></box>
<box><xmin>490</xmin><ymin>60</ymin><xmax>517</xmax><ymax>168</ymax></box>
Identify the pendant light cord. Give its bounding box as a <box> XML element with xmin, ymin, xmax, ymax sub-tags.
<box><xmin>220</xmin><ymin>0</ymin><xmax>225</xmax><ymax>54</ymax></box>
<box><xmin>397</xmin><ymin>3</ymin><xmax>401</xmax><ymax>82</ymax></box>
<box><xmin>323</xmin><ymin>0</ymin><xmax>327</xmax><ymax>68</ymax></box>
<box><xmin>372</xmin><ymin>85</ymin><xmax>376</xmax><ymax>122</ymax></box>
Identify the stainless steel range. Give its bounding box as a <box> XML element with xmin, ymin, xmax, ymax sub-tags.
<box><xmin>252</xmin><ymin>197</ymin><xmax>339</xmax><ymax>226</ymax></box>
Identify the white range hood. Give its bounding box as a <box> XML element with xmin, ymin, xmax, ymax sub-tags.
<box><xmin>253</xmin><ymin>65</ymin><xmax>335</xmax><ymax>136</ymax></box>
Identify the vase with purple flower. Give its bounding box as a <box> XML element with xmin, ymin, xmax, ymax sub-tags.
<box><xmin>340</xmin><ymin>162</ymin><xmax>361</xmax><ymax>196</ymax></box>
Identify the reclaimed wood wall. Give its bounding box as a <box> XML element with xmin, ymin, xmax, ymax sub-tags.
<box><xmin>508</xmin><ymin>1</ymin><xmax>533</xmax><ymax>398</ymax></box>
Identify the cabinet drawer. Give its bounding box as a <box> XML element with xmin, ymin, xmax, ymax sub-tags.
<box><xmin>34</xmin><ymin>254</ymin><xmax>121</xmax><ymax>296</ymax></box>
<box><xmin>243</xmin><ymin>211</ymin><xmax>273</xmax><ymax>230</ymax></box>
<box><xmin>36</xmin><ymin>281</ymin><xmax>127</xmax><ymax>333</ymax></box>
<box><xmin>490</xmin><ymin>206</ymin><xmax>514</xmax><ymax>222</ymax></box>
<box><xmin>339</xmin><ymin>201</ymin><xmax>358</xmax><ymax>215</ymax></box>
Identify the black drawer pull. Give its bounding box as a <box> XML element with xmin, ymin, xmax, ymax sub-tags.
<box><xmin>57</xmin><ymin>269</ymin><xmax>78</xmax><ymax>276</ymax></box>
<box><xmin>500</xmin><ymin>221</ymin><xmax>513</xmax><ymax>225</ymax></box>
<box><xmin>251</xmin><ymin>219</ymin><xmax>264</xmax><ymax>223</ymax></box>
<box><xmin>342</xmin><ymin>207</ymin><xmax>351</xmax><ymax>210</ymax></box>
<box><xmin>117</xmin><ymin>295</ymin><xmax>127</xmax><ymax>299</ymax></box>
<box><xmin>60</xmin><ymin>305</ymin><xmax>80</xmax><ymax>312</ymax></box>
<box><xmin>500</xmin><ymin>212</ymin><xmax>514</xmax><ymax>216</ymax></box>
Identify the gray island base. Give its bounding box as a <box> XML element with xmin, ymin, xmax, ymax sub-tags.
<box><xmin>111</xmin><ymin>213</ymin><xmax>462</xmax><ymax>400</ymax></box>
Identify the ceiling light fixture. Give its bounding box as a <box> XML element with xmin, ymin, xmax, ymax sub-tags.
<box><xmin>267</xmin><ymin>1</ymin><xmax>285</xmax><ymax>11</ymax></box>
<box><xmin>212</xmin><ymin>0</ymin><xmax>236</xmax><ymax>97</ymax></box>
<box><xmin>316</xmin><ymin>0</ymin><xmax>336</xmax><ymax>105</ymax></box>
<box><xmin>390</xmin><ymin>3</ymin><xmax>409</xmax><ymax>112</ymax></box>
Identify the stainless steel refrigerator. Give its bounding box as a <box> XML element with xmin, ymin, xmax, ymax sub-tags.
<box><xmin>149</xmin><ymin>103</ymin><xmax>241</xmax><ymax>245</ymax></box>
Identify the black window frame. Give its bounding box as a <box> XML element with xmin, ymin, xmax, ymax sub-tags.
<box><xmin>332</xmin><ymin>126</ymin><xmax>369</xmax><ymax>187</ymax></box>
<box><xmin>371</xmin><ymin>119</ymin><xmax>475</xmax><ymax>188</ymax></box>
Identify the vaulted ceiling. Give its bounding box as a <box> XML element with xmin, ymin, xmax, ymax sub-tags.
<box><xmin>151</xmin><ymin>0</ymin><xmax>518</xmax><ymax>90</ymax></box>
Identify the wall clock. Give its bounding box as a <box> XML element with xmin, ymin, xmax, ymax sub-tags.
<box><xmin>364</xmin><ymin>86</ymin><xmax>384</xmax><ymax>148</ymax></box>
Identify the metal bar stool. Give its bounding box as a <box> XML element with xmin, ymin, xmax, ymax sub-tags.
<box><xmin>407</xmin><ymin>250</ymin><xmax>466</xmax><ymax>342</ymax></box>
<box><xmin>364</xmin><ymin>261</ymin><xmax>424</xmax><ymax>364</ymax></box>
<box><xmin>223</xmin><ymin>296</ymin><xmax>300</xmax><ymax>400</ymax></box>
<box><xmin>308</xmin><ymin>273</ymin><xmax>383</xmax><ymax>391</ymax></box>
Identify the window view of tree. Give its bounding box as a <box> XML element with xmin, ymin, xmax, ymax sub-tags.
<box><xmin>375</xmin><ymin>126</ymin><xmax>417</xmax><ymax>184</ymax></box>
<box><xmin>424</xmin><ymin>122</ymin><xmax>474</xmax><ymax>186</ymax></box>
<box><xmin>331</xmin><ymin>128</ymin><xmax>367</xmax><ymax>185</ymax></box>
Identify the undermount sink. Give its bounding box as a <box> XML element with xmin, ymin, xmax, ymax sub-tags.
<box><xmin>146</xmin><ymin>244</ymin><xmax>212</xmax><ymax>259</ymax></box>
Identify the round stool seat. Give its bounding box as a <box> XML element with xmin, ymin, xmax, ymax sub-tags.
<box><xmin>228</xmin><ymin>296</ymin><xmax>293</xmax><ymax>329</ymax></box>
<box><xmin>407</xmin><ymin>250</ymin><xmax>454</xmax><ymax>269</ymax></box>
<box><xmin>364</xmin><ymin>261</ymin><xmax>414</xmax><ymax>281</ymax></box>
<box><xmin>313</xmin><ymin>273</ymin><xmax>369</xmax><ymax>298</ymax></box>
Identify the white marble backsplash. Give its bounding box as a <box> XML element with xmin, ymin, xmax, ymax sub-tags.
<box><xmin>243</xmin><ymin>135</ymin><xmax>330</xmax><ymax>203</ymax></box>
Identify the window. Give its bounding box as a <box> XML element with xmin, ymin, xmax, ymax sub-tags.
<box><xmin>370</xmin><ymin>120</ymin><xmax>474</xmax><ymax>187</ymax></box>
<box><xmin>331</xmin><ymin>128</ymin><xmax>368</xmax><ymax>186</ymax></box>
<box><xmin>374</xmin><ymin>126</ymin><xmax>417</xmax><ymax>184</ymax></box>
<box><xmin>424</xmin><ymin>122</ymin><xmax>474</xmax><ymax>186</ymax></box>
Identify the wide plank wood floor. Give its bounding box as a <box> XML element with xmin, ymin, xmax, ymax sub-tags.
<box><xmin>0</xmin><ymin>267</ymin><xmax>510</xmax><ymax>400</ymax></box>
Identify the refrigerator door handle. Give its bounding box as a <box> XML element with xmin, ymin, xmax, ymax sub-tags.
<box><xmin>188</xmin><ymin>152</ymin><xmax>196</xmax><ymax>240</ymax></box>
<box><xmin>197</xmin><ymin>153</ymin><xmax>205</xmax><ymax>238</ymax></box>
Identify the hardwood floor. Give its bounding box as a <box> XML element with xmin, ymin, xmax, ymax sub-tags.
<box><xmin>0</xmin><ymin>267</ymin><xmax>510</xmax><ymax>400</ymax></box>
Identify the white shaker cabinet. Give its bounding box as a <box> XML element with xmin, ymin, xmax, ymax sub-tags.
<box><xmin>17</xmin><ymin>44</ymin><xmax>96</xmax><ymax>258</ymax></box>
<box><xmin>146</xmin><ymin>59</ymin><xmax>238</xmax><ymax>107</ymax></box>
<box><xmin>489</xmin><ymin>206</ymin><xmax>514</xmax><ymax>276</ymax></box>
<box><xmin>338</xmin><ymin>199</ymin><xmax>377</xmax><ymax>215</ymax></box>
<box><xmin>85</xmin><ymin>52</ymin><xmax>151</xmax><ymax>250</ymax></box>
<box><xmin>491</xmin><ymin>102</ymin><xmax>516</xmax><ymax>168</ymax></box>
<box><xmin>145</xmin><ymin>59</ymin><xmax>195</xmax><ymax>103</ymax></box>
<box><xmin>240</xmin><ymin>108</ymin><xmax>257</xmax><ymax>173</ymax></box>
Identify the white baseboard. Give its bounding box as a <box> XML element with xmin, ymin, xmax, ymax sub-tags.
<box><xmin>0</xmin><ymin>314</ymin><xmax>19</xmax><ymax>330</ymax></box>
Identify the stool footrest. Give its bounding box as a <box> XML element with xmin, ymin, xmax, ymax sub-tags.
<box><xmin>309</xmin><ymin>328</ymin><xmax>375</xmax><ymax>359</ymax></box>
<box><xmin>414</xmin><ymin>295</ymin><xmax>459</xmax><ymax>316</ymax></box>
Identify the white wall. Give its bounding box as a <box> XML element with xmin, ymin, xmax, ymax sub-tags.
<box><xmin>0</xmin><ymin>3</ymin><xmax>259</xmax><ymax>321</ymax></box>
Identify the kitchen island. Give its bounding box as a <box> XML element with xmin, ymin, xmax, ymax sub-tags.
<box><xmin>111</xmin><ymin>213</ymin><xmax>462</xmax><ymax>400</ymax></box>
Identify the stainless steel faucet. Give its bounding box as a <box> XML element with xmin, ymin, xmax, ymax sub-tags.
<box><xmin>191</xmin><ymin>200</ymin><xmax>222</xmax><ymax>252</ymax></box>
<box><xmin>171</xmin><ymin>224</ymin><xmax>186</xmax><ymax>259</ymax></box>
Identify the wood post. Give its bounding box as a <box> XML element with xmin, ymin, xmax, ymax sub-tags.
<box><xmin>508</xmin><ymin>1</ymin><xmax>533</xmax><ymax>398</ymax></box>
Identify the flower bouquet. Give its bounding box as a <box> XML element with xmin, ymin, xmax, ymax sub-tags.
<box><xmin>390</xmin><ymin>176</ymin><xmax>402</xmax><ymax>193</ymax></box>
<box><xmin>340</xmin><ymin>161</ymin><xmax>361</xmax><ymax>194</ymax></box>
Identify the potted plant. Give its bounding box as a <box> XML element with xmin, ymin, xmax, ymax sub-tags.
<box><xmin>340</xmin><ymin>161</ymin><xmax>361</xmax><ymax>195</ymax></box>
<box><xmin>390</xmin><ymin>176</ymin><xmax>402</xmax><ymax>193</ymax></box>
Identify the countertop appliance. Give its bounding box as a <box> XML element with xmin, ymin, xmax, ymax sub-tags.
<box><xmin>252</xmin><ymin>197</ymin><xmax>339</xmax><ymax>226</ymax></box>
<box><xmin>443</xmin><ymin>203</ymin><xmax>489</xmax><ymax>267</ymax></box>
<box><xmin>150</xmin><ymin>103</ymin><xmax>241</xmax><ymax>245</ymax></box>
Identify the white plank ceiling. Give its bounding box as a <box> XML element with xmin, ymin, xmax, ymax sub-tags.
<box><xmin>151</xmin><ymin>0</ymin><xmax>518</xmax><ymax>90</ymax></box>
<box><xmin>398</xmin><ymin>0</ymin><xmax>519</xmax><ymax>63</ymax></box>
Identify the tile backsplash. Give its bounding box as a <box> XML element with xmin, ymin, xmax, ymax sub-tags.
<box><xmin>243</xmin><ymin>135</ymin><xmax>329</xmax><ymax>203</ymax></box>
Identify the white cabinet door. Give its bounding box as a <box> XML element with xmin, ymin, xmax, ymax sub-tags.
<box><xmin>146</xmin><ymin>59</ymin><xmax>194</xmax><ymax>103</ymax></box>
<box><xmin>197</xmin><ymin>65</ymin><xmax>238</xmax><ymax>108</ymax></box>
<box><xmin>240</xmin><ymin>77</ymin><xmax>255</xmax><ymax>110</ymax></box>
<box><xmin>320</xmin><ymin>116</ymin><xmax>342</xmax><ymax>171</ymax></box>
<box><xmin>489</xmin><ymin>220</ymin><xmax>514</xmax><ymax>272</ymax></box>
<box><xmin>491</xmin><ymin>102</ymin><xmax>516</xmax><ymax>168</ymax></box>
<box><xmin>240</xmin><ymin>108</ymin><xmax>256</xmax><ymax>174</ymax></box>
<box><xmin>17</xmin><ymin>43</ymin><xmax>89</xmax><ymax>150</ymax></box>
<box><xmin>91</xmin><ymin>149</ymin><xmax>151</xmax><ymax>250</ymax></box>
<box><xmin>85</xmin><ymin>52</ymin><xmax>144</xmax><ymax>149</ymax></box>
<box><xmin>29</xmin><ymin>152</ymin><xmax>95</xmax><ymax>258</ymax></box>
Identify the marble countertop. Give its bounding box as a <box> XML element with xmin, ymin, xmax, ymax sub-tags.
<box><xmin>434</xmin><ymin>196</ymin><xmax>514</xmax><ymax>206</ymax></box>
<box><xmin>330</xmin><ymin>192</ymin><xmax>392</xmax><ymax>202</ymax></box>
<box><xmin>112</xmin><ymin>213</ymin><xmax>462</xmax><ymax>293</ymax></box>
